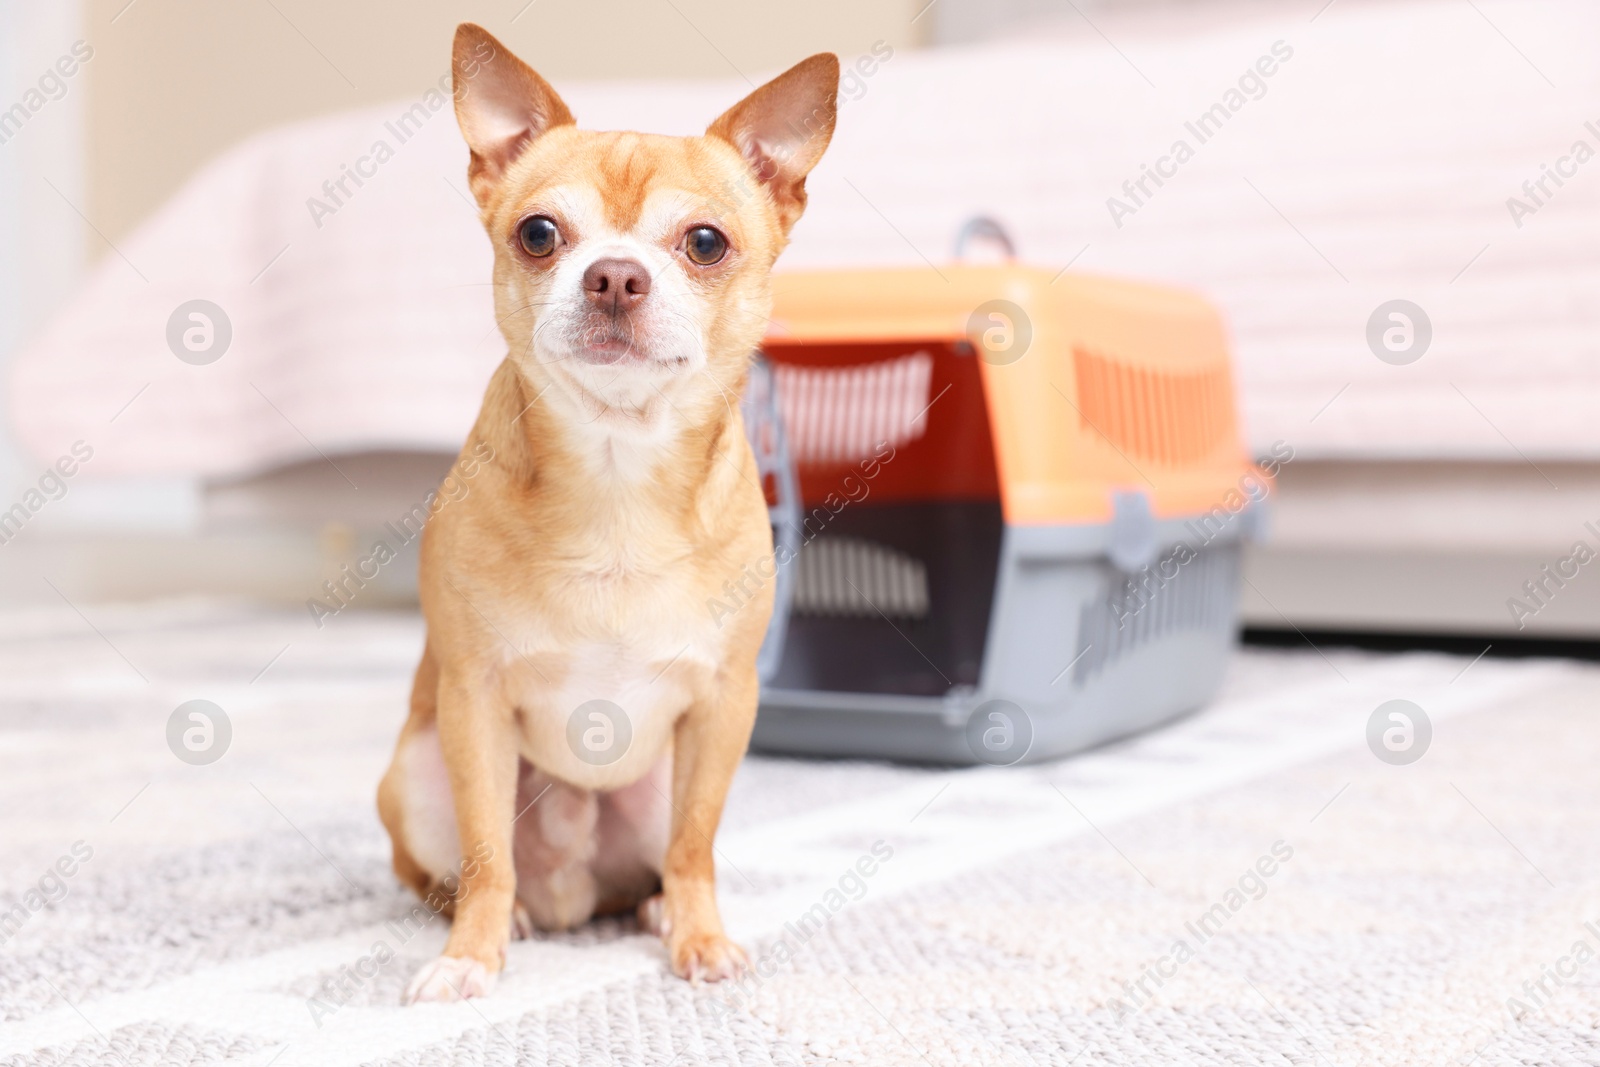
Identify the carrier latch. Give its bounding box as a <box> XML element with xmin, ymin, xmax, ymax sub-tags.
<box><xmin>1108</xmin><ymin>489</ymin><xmax>1160</xmax><ymax>573</ymax></box>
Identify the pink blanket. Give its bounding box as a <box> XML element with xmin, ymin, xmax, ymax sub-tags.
<box><xmin>13</xmin><ymin>0</ymin><xmax>1599</xmax><ymax>478</ymax></box>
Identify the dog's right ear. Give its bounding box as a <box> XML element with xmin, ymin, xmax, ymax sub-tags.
<box><xmin>452</xmin><ymin>24</ymin><xmax>574</xmax><ymax>205</ymax></box>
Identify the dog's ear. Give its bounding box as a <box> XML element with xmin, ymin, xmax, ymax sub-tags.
<box><xmin>452</xmin><ymin>23</ymin><xmax>574</xmax><ymax>205</ymax></box>
<box><xmin>707</xmin><ymin>54</ymin><xmax>839</xmax><ymax>234</ymax></box>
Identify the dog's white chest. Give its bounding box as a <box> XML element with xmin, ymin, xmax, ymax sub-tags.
<box><xmin>506</xmin><ymin>602</ymin><xmax>721</xmax><ymax>789</ymax></box>
<box><xmin>558</xmin><ymin>637</ymin><xmax>691</xmax><ymax>725</ymax></box>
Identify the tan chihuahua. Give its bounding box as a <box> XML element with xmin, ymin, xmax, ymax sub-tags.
<box><xmin>377</xmin><ymin>25</ymin><xmax>838</xmax><ymax>1002</ymax></box>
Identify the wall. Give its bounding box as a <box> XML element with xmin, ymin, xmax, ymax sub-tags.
<box><xmin>83</xmin><ymin>0</ymin><xmax>929</xmax><ymax>248</ymax></box>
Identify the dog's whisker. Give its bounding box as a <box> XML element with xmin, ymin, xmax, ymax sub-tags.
<box><xmin>697</xmin><ymin>365</ymin><xmax>741</xmax><ymax>424</ymax></box>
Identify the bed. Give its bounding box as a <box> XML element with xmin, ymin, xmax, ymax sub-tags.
<box><xmin>8</xmin><ymin>0</ymin><xmax>1598</xmax><ymax>634</ymax></box>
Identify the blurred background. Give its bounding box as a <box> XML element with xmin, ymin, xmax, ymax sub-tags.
<box><xmin>2</xmin><ymin>0</ymin><xmax>1597</xmax><ymax>641</ymax></box>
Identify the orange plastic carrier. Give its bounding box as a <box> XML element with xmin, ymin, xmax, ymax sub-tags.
<box><xmin>742</xmin><ymin>257</ymin><xmax>1268</xmax><ymax>765</ymax></box>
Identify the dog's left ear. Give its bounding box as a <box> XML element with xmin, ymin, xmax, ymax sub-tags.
<box><xmin>452</xmin><ymin>23</ymin><xmax>575</xmax><ymax>205</ymax></box>
<box><xmin>708</xmin><ymin>54</ymin><xmax>839</xmax><ymax>234</ymax></box>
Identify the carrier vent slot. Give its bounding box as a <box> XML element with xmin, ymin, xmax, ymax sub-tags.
<box><xmin>1073</xmin><ymin>546</ymin><xmax>1239</xmax><ymax>684</ymax></box>
<box><xmin>772</xmin><ymin>352</ymin><xmax>933</xmax><ymax>467</ymax></box>
<box><xmin>791</xmin><ymin>537</ymin><xmax>930</xmax><ymax>619</ymax></box>
<box><xmin>1071</xmin><ymin>346</ymin><xmax>1235</xmax><ymax>466</ymax></box>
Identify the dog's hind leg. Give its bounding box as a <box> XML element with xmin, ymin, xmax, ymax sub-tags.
<box><xmin>511</xmin><ymin>764</ymin><xmax>601</xmax><ymax>931</ymax></box>
<box><xmin>508</xmin><ymin>753</ymin><xmax>671</xmax><ymax>934</ymax></box>
<box><xmin>378</xmin><ymin>642</ymin><xmax>458</xmax><ymax>899</ymax></box>
<box><xmin>593</xmin><ymin>754</ymin><xmax>671</xmax><ymax>926</ymax></box>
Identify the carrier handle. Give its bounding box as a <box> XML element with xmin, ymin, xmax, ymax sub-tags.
<box><xmin>952</xmin><ymin>216</ymin><xmax>1017</xmax><ymax>261</ymax></box>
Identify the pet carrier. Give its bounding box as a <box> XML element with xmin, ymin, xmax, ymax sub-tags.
<box><xmin>739</xmin><ymin>250</ymin><xmax>1267</xmax><ymax>766</ymax></box>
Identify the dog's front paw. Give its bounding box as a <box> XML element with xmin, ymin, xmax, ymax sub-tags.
<box><xmin>669</xmin><ymin>930</ymin><xmax>748</xmax><ymax>983</ymax></box>
<box><xmin>403</xmin><ymin>955</ymin><xmax>497</xmax><ymax>1004</ymax></box>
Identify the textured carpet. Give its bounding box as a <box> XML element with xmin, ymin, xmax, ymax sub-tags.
<box><xmin>2</xmin><ymin>602</ymin><xmax>1598</xmax><ymax>1065</ymax></box>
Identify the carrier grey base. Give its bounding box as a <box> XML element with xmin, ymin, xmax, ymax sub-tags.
<box><xmin>751</xmin><ymin>508</ymin><xmax>1253</xmax><ymax>766</ymax></box>
<box><xmin>753</xmin><ymin>628</ymin><xmax>1232</xmax><ymax>764</ymax></box>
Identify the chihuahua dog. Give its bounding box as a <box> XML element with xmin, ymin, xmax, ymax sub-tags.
<box><xmin>377</xmin><ymin>24</ymin><xmax>838</xmax><ymax>1002</ymax></box>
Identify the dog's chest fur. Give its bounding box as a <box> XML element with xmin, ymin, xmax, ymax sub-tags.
<box><xmin>503</xmin><ymin>554</ymin><xmax>724</xmax><ymax>791</ymax></box>
<box><xmin>457</xmin><ymin>435</ymin><xmax>742</xmax><ymax>791</ymax></box>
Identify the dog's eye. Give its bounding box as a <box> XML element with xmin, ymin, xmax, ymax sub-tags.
<box><xmin>518</xmin><ymin>215</ymin><xmax>560</xmax><ymax>258</ymax></box>
<box><xmin>684</xmin><ymin>226</ymin><xmax>728</xmax><ymax>266</ymax></box>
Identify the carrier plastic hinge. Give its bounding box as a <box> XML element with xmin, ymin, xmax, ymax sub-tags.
<box><xmin>1108</xmin><ymin>489</ymin><xmax>1160</xmax><ymax>573</ymax></box>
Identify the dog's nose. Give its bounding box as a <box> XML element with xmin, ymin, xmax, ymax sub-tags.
<box><xmin>582</xmin><ymin>258</ymin><xmax>652</xmax><ymax>313</ymax></box>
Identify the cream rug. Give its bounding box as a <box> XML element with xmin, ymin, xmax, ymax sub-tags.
<box><xmin>1</xmin><ymin>603</ymin><xmax>1597</xmax><ymax>1066</ymax></box>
